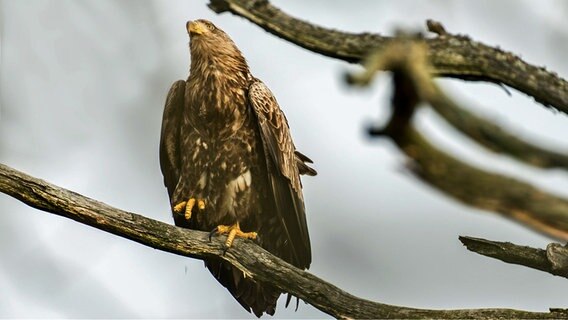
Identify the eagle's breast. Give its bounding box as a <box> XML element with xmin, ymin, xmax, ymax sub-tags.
<box><xmin>181</xmin><ymin>54</ymin><xmax>262</xmax><ymax>228</ymax></box>
<box><xmin>186</xmin><ymin>68</ymin><xmax>249</xmax><ymax>137</ymax></box>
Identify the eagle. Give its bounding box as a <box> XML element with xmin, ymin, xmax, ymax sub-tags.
<box><xmin>159</xmin><ymin>19</ymin><xmax>316</xmax><ymax>317</ymax></box>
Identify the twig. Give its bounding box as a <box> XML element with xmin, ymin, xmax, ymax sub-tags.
<box><xmin>460</xmin><ymin>236</ymin><xmax>568</xmax><ymax>279</ymax></box>
<box><xmin>208</xmin><ymin>0</ymin><xmax>568</xmax><ymax>114</ymax></box>
<box><xmin>1</xmin><ymin>163</ymin><xmax>566</xmax><ymax>318</ymax></box>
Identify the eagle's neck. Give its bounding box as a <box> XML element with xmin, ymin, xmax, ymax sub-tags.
<box><xmin>189</xmin><ymin>40</ymin><xmax>250</xmax><ymax>79</ymax></box>
<box><xmin>186</xmin><ymin>43</ymin><xmax>251</xmax><ymax>138</ymax></box>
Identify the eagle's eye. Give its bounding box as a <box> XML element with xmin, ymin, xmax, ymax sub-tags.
<box><xmin>203</xmin><ymin>21</ymin><xmax>216</xmax><ymax>31</ymax></box>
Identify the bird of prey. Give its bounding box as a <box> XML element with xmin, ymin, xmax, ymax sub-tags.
<box><xmin>159</xmin><ymin>19</ymin><xmax>316</xmax><ymax>317</ymax></box>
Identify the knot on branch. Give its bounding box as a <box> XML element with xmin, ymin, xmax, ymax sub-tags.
<box><xmin>546</xmin><ymin>243</ymin><xmax>568</xmax><ymax>276</ymax></box>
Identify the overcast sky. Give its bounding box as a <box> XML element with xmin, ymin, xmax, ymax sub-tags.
<box><xmin>1</xmin><ymin>0</ymin><xmax>568</xmax><ymax>318</ymax></box>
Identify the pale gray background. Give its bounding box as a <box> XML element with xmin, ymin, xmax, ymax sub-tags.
<box><xmin>1</xmin><ymin>0</ymin><xmax>568</xmax><ymax>318</ymax></box>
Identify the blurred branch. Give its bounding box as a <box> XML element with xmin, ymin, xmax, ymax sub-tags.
<box><xmin>208</xmin><ymin>0</ymin><xmax>568</xmax><ymax>115</ymax></box>
<box><xmin>1</xmin><ymin>163</ymin><xmax>566</xmax><ymax>318</ymax></box>
<box><xmin>347</xmin><ymin>33</ymin><xmax>568</xmax><ymax>171</ymax></box>
<box><xmin>460</xmin><ymin>236</ymin><xmax>568</xmax><ymax>279</ymax></box>
<box><xmin>347</xmin><ymin>39</ymin><xmax>568</xmax><ymax>241</ymax></box>
<box><xmin>431</xmin><ymin>93</ymin><xmax>568</xmax><ymax>170</ymax></box>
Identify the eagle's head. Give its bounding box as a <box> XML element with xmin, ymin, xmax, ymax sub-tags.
<box><xmin>186</xmin><ymin>19</ymin><xmax>223</xmax><ymax>39</ymax></box>
<box><xmin>186</xmin><ymin>19</ymin><xmax>248</xmax><ymax>75</ymax></box>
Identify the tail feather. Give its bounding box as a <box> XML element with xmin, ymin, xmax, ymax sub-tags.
<box><xmin>205</xmin><ymin>258</ymin><xmax>280</xmax><ymax>317</ymax></box>
<box><xmin>295</xmin><ymin>151</ymin><xmax>317</xmax><ymax>176</ymax></box>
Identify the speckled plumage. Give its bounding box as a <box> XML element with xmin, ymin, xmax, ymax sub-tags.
<box><xmin>159</xmin><ymin>19</ymin><xmax>315</xmax><ymax>317</ymax></box>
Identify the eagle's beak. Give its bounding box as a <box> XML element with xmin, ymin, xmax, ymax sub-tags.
<box><xmin>187</xmin><ymin>21</ymin><xmax>205</xmax><ymax>36</ymax></box>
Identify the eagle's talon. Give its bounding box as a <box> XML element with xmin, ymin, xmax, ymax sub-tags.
<box><xmin>209</xmin><ymin>227</ymin><xmax>218</xmax><ymax>242</ymax></box>
<box><xmin>173</xmin><ymin>201</ymin><xmax>186</xmax><ymax>213</ymax></box>
<box><xmin>173</xmin><ymin>197</ymin><xmax>206</xmax><ymax>221</ymax></box>
<box><xmin>184</xmin><ymin>198</ymin><xmax>196</xmax><ymax>220</ymax></box>
<box><xmin>212</xmin><ymin>222</ymin><xmax>258</xmax><ymax>248</ymax></box>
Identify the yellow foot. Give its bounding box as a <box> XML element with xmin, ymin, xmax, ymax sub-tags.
<box><xmin>210</xmin><ymin>222</ymin><xmax>257</xmax><ymax>248</ymax></box>
<box><xmin>173</xmin><ymin>198</ymin><xmax>206</xmax><ymax>220</ymax></box>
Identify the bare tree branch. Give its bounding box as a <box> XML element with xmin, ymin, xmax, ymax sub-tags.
<box><xmin>2</xmin><ymin>163</ymin><xmax>567</xmax><ymax>318</ymax></box>
<box><xmin>347</xmin><ymin>39</ymin><xmax>568</xmax><ymax>241</ymax></box>
<box><xmin>460</xmin><ymin>236</ymin><xmax>568</xmax><ymax>279</ymax></box>
<box><xmin>208</xmin><ymin>0</ymin><xmax>568</xmax><ymax>115</ymax></box>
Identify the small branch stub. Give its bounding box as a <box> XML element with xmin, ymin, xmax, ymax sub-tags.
<box><xmin>426</xmin><ymin>19</ymin><xmax>447</xmax><ymax>36</ymax></box>
<box><xmin>460</xmin><ymin>236</ymin><xmax>568</xmax><ymax>279</ymax></box>
<box><xmin>547</xmin><ymin>243</ymin><xmax>568</xmax><ymax>277</ymax></box>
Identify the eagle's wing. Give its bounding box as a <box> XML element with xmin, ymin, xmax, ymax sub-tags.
<box><xmin>248</xmin><ymin>79</ymin><xmax>312</xmax><ymax>268</ymax></box>
<box><xmin>159</xmin><ymin>80</ymin><xmax>185</xmax><ymax>199</ymax></box>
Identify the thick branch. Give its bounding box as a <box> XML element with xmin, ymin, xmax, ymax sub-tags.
<box><xmin>460</xmin><ymin>236</ymin><xmax>568</xmax><ymax>279</ymax></box>
<box><xmin>208</xmin><ymin>0</ymin><xmax>568</xmax><ymax>114</ymax></box>
<box><xmin>1</xmin><ymin>163</ymin><xmax>565</xmax><ymax>318</ymax></box>
<box><xmin>348</xmin><ymin>40</ymin><xmax>568</xmax><ymax>241</ymax></box>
